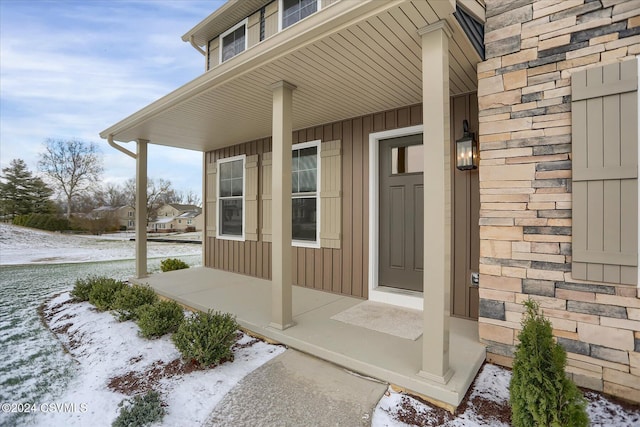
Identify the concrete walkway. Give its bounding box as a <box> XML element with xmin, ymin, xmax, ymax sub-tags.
<box><xmin>205</xmin><ymin>349</ymin><xmax>389</xmax><ymax>426</ymax></box>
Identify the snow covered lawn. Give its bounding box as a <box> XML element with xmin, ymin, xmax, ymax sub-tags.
<box><xmin>39</xmin><ymin>292</ymin><xmax>285</xmax><ymax>426</ymax></box>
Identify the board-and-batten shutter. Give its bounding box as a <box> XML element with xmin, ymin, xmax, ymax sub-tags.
<box><xmin>571</xmin><ymin>60</ymin><xmax>638</xmax><ymax>285</ymax></box>
<box><xmin>260</xmin><ymin>152</ymin><xmax>272</xmax><ymax>242</ymax></box>
<box><xmin>320</xmin><ymin>140</ymin><xmax>342</xmax><ymax>248</ymax></box>
<box><xmin>205</xmin><ymin>162</ymin><xmax>217</xmax><ymax>237</ymax></box>
<box><xmin>245</xmin><ymin>154</ymin><xmax>259</xmax><ymax>241</ymax></box>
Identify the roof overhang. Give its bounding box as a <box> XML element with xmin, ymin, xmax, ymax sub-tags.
<box><xmin>182</xmin><ymin>0</ymin><xmax>272</xmax><ymax>47</ymax></box>
<box><xmin>101</xmin><ymin>0</ymin><xmax>483</xmax><ymax>153</ymax></box>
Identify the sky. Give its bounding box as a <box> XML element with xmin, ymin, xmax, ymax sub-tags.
<box><xmin>0</xmin><ymin>0</ymin><xmax>226</xmax><ymax>197</ymax></box>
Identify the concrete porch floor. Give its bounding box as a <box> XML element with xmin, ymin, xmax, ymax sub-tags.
<box><xmin>135</xmin><ymin>266</ymin><xmax>486</xmax><ymax>408</ymax></box>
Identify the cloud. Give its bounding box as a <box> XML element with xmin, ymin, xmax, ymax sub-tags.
<box><xmin>0</xmin><ymin>0</ymin><xmax>223</xmax><ymax>193</ymax></box>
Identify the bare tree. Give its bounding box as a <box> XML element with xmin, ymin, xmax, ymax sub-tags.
<box><xmin>38</xmin><ymin>139</ymin><xmax>103</xmax><ymax>218</ymax></box>
<box><xmin>124</xmin><ymin>177</ymin><xmax>175</xmax><ymax>221</ymax></box>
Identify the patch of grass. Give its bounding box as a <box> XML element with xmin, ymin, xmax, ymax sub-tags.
<box><xmin>112</xmin><ymin>390</ymin><xmax>165</xmax><ymax>427</ymax></box>
<box><xmin>172</xmin><ymin>310</ymin><xmax>238</xmax><ymax>368</ymax></box>
<box><xmin>160</xmin><ymin>258</ymin><xmax>189</xmax><ymax>272</ymax></box>
<box><xmin>137</xmin><ymin>300</ymin><xmax>184</xmax><ymax>339</ymax></box>
<box><xmin>112</xmin><ymin>285</ymin><xmax>158</xmax><ymax>321</ymax></box>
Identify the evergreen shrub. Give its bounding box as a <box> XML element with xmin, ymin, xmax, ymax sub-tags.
<box><xmin>172</xmin><ymin>310</ymin><xmax>238</xmax><ymax>367</ymax></box>
<box><xmin>136</xmin><ymin>300</ymin><xmax>184</xmax><ymax>338</ymax></box>
<box><xmin>510</xmin><ymin>298</ymin><xmax>589</xmax><ymax>427</ymax></box>
<box><xmin>160</xmin><ymin>258</ymin><xmax>189</xmax><ymax>272</ymax></box>
<box><xmin>70</xmin><ymin>276</ymin><xmax>95</xmax><ymax>302</ymax></box>
<box><xmin>112</xmin><ymin>390</ymin><xmax>165</xmax><ymax>427</ymax></box>
<box><xmin>112</xmin><ymin>284</ymin><xmax>158</xmax><ymax>321</ymax></box>
<box><xmin>88</xmin><ymin>277</ymin><xmax>127</xmax><ymax>311</ymax></box>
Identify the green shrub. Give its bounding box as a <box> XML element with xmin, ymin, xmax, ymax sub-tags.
<box><xmin>160</xmin><ymin>258</ymin><xmax>189</xmax><ymax>272</ymax></box>
<box><xmin>172</xmin><ymin>310</ymin><xmax>238</xmax><ymax>368</ymax></box>
<box><xmin>510</xmin><ymin>298</ymin><xmax>588</xmax><ymax>427</ymax></box>
<box><xmin>88</xmin><ymin>277</ymin><xmax>127</xmax><ymax>311</ymax></box>
<box><xmin>137</xmin><ymin>300</ymin><xmax>184</xmax><ymax>338</ymax></box>
<box><xmin>112</xmin><ymin>284</ymin><xmax>158</xmax><ymax>321</ymax></box>
<box><xmin>112</xmin><ymin>390</ymin><xmax>165</xmax><ymax>427</ymax></box>
<box><xmin>70</xmin><ymin>276</ymin><xmax>96</xmax><ymax>302</ymax></box>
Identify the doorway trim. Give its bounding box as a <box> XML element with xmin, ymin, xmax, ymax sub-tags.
<box><xmin>368</xmin><ymin>124</ymin><xmax>424</xmax><ymax>310</ymax></box>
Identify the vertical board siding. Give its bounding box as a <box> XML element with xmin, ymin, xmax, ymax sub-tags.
<box><xmin>571</xmin><ymin>60</ymin><xmax>638</xmax><ymax>285</ymax></box>
<box><xmin>205</xmin><ymin>104</ymin><xmax>422</xmax><ymax>298</ymax></box>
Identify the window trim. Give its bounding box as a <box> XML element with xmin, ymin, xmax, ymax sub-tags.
<box><xmin>292</xmin><ymin>140</ymin><xmax>321</xmax><ymax>248</ymax></box>
<box><xmin>278</xmin><ymin>0</ymin><xmax>321</xmax><ymax>31</ymax></box>
<box><xmin>219</xmin><ymin>18</ymin><xmax>248</xmax><ymax>64</ymax></box>
<box><xmin>216</xmin><ymin>154</ymin><xmax>246</xmax><ymax>241</ymax></box>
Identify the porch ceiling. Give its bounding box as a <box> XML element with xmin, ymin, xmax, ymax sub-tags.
<box><xmin>100</xmin><ymin>0</ymin><xmax>481</xmax><ymax>152</ymax></box>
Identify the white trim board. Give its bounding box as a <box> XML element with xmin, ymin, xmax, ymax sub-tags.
<box><xmin>368</xmin><ymin>125</ymin><xmax>424</xmax><ymax>311</ymax></box>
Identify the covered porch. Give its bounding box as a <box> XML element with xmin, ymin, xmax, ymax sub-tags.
<box><xmin>135</xmin><ymin>266</ymin><xmax>486</xmax><ymax>409</ymax></box>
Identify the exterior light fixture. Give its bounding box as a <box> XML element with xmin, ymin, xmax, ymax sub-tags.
<box><xmin>455</xmin><ymin>119</ymin><xmax>478</xmax><ymax>171</ymax></box>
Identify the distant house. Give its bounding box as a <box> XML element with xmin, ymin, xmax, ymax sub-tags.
<box><xmin>90</xmin><ymin>205</ymin><xmax>135</xmax><ymax>230</ymax></box>
<box><xmin>148</xmin><ymin>203</ymin><xmax>202</xmax><ymax>232</ymax></box>
<box><xmin>102</xmin><ymin>0</ymin><xmax>640</xmax><ymax>408</ymax></box>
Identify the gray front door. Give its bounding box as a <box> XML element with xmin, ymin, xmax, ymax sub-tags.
<box><xmin>379</xmin><ymin>134</ymin><xmax>424</xmax><ymax>292</ymax></box>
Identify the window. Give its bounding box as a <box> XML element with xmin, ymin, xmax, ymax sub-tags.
<box><xmin>128</xmin><ymin>211</ymin><xmax>133</xmax><ymax>217</ymax></box>
<box><xmin>220</xmin><ymin>19</ymin><xmax>247</xmax><ymax>63</ymax></box>
<box><xmin>292</xmin><ymin>141</ymin><xmax>320</xmax><ymax>246</ymax></box>
<box><xmin>280</xmin><ymin>0</ymin><xmax>318</xmax><ymax>30</ymax></box>
<box><xmin>217</xmin><ymin>155</ymin><xmax>245</xmax><ymax>240</ymax></box>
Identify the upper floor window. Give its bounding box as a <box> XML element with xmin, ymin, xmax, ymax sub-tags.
<box><xmin>217</xmin><ymin>155</ymin><xmax>245</xmax><ymax>240</ymax></box>
<box><xmin>280</xmin><ymin>0</ymin><xmax>318</xmax><ymax>30</ymax></box>
<box><xmin>292</xmin><ymin>140</ymin><xmax>320</xmax><ymax>246</ymax></box>
<box><xmin>220</xmin><ymin>19</ymin><xmax>247</xmax><ymax>63</ymax></box>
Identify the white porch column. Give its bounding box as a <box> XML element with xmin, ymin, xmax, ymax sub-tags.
<box><xmin>418</xmin><ymin>20</ymin><xmax>454</xmax><ymax>383</ymax></box>
<box><xmin>270</xmin><ymin>80</ymin><xmax>296</xmax><ymax>330</ymax></box>
<box><xmin>135</xmin><ymin>139</ymin><xmax>148</xmax><ymax>279</ymax></box>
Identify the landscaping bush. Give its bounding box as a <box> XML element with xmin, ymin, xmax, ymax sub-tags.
<box><xmin>88</xmin><ymin>277</ymin><xmax>127</xmax><ymax>311</ymax></box>
<box><xmin>112</xmin><ymin>390</ymin><xmax>165</xmax><ymax>427</ymax></box>
<box><xmin>510</xmin><ymin>298</ymin><xmax>588</xmax><ymax>427</ymax></box>
<box><xmin>70</xmin><ymin>276</ymin><xmax>96</xmax><ymax>302</ymax></box>
<box><xmin>112</xmin><ymin>284</ymin><xmax>158</xmax><ymax>321</ymax></box>
<box><xmin>160</xmin><ymin>258</ymin><xmax>189</xmax><ymax>272</ymax></box>
<box><xmin>137</xmin><ymin>300</ymin><xmax>184</xmax><ymax>338</ymax></box>
<box><xmin>172</xmin><ymin>310</ymin><xmax>238</xmax><ymax>368</ymax></box>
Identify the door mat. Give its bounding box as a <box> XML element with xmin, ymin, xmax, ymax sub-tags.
<box><xmin>330</xmin><ymin>301</ymin><xmax>422</xmax><ymax>340</ymax></box>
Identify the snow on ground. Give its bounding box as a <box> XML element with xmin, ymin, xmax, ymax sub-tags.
<box><xmin>36</xmin><ymin>292</ymin><xmax>285</xmax><ymax>426</ymax></box>
<box><xmin>0</xmin><ymin>223</ymin><xmax>201</xmax><ymax>265</ymax></box>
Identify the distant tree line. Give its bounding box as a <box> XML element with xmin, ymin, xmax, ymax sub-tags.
<box><xmin>0</xmin><ymin>139</ymin><xmax>200</xmax><ymax>232</ymax></box>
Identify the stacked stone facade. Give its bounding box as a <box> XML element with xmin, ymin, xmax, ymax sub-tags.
<box><xmin>477</xmin><ymin>0</ymin><xmax>640</xmax><ymax>402</ymax></box>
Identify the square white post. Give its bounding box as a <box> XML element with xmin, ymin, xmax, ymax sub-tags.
<box><xmin>418</xmin><ymin>20</ymin><xmax>454</xmax><ymax>383</ymax></box>
<box><xmin>270</xmin><ymin>80</ymin><xmax>296</xmax><ymax>330</ymax></box>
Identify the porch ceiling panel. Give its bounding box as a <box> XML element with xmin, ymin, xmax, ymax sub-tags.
<box><xmin>101</xmin><ymin>1</ymin><xmax>481</xmax><ymax>153</ymax></box>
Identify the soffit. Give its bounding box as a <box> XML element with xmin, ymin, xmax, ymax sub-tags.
<box><xmin>103</xmin><ymin>0</ymin><xmax>481</xmax><ymax>153</ymax></box>
<box><xmin>183</xmin><ymin>0</ymin><xmax>272</xmax><ymax>45</ymax></box>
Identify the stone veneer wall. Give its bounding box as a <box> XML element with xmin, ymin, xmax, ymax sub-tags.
<box><xmin>477</xmin><ymin>0</ymin><xmax>640</xmax><ymax>402</ymax></box>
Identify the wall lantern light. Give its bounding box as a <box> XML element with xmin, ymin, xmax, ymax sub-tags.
<box><xmin>456</xmin><ymin>119</ymin><xmax>478</xmax><ymax>171</ymax></box>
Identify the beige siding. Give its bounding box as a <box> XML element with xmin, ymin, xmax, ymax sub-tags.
<box><xmin>207</xmin><ymin>37</ymin><xmax>219</xmax><ymax>70</ymax></box>
<box><xmin>205</xmin><ymin>104</ymin><xmax>423</xmax><ymax>298</ymax></box>
<box><xmin>571</xmin><ymin>60</ymin><xmax>638</xmax><ymax>285</ymax></box>
<box><xmin>320</xmin><ymin>139</ymin><xmax>342</xmax><ymax>248</ymax></box>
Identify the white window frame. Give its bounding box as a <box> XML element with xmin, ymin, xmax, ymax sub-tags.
<box><xmin>278</xmin><ymin>0</ymin><xmax>320</xmax><ymax>31</ymax></box>
<box><xmin>219</xmin><ymin>18</ymin><xmax>248</xmax><ymax>63</ymax></box>
<box><xmin>292</xmin><ymin>140</ymin><xmax>321</xmax><ymax>248</ymax></box>
<box><xmin>216</xmin><ymin>155</ymin><xmax>246</xmax><ymax>241</ymax></box>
